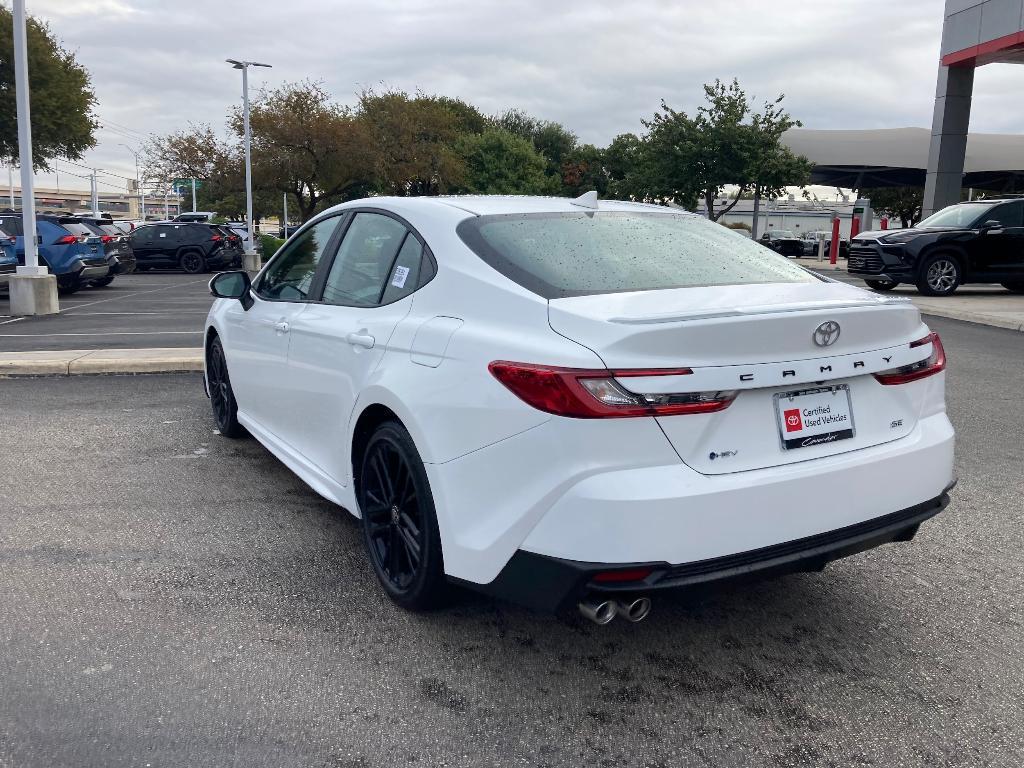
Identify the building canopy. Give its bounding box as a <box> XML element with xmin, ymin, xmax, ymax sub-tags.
<box><xmin>782</xmin><ymin>127</ymin><xmax>1024</xmax><ymax>191</ymax></box>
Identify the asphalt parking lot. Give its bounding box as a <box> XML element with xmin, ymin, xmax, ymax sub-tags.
<box><xmin>1</xmin><ymin>316</ymin><xmax>1021</xmax><ymax>767</ymax></box>
<box><xmin>0</xmin><ymin>273</ymin><xmax>210</xmax><ymax>352</ymax></box>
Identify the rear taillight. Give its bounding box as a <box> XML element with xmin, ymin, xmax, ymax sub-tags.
<box><xmin>488</xmin><ymin>361</ymin><xmax>737</xmax><ymax>418</ymax></box>
<box><xmin>101</xmin><ymin>235</ymin><xmax>114</xmax><ymax>243</ymax></box>
<box><xmin>55</xmin><ymin>234</ymin><xmax>77</xmax><ymax>245</ymax></box>
<box><xmin>874</xmin><ymin>332</ymin><xmax>946</xmax><ymax>385</ymax></box>
<box><xmin>211</xmin><ymin>234</ymin><xmax>222</xmax><ymax>242</ymax></box>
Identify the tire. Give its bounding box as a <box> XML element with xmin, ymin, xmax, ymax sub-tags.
<box><xmin>90</xmin><ymin>275</ymin><xmax>115</xmax><ymax>288</ymax></box>
<box><xmin>358</xmin><ymin>421</ymin><xmax>447</xmax><ymax>611</ymax></box>
<box><xmin>207</xmin><ymin>336</ymin><xmax>245</xmax><ymax>438</ymax></box>
<box><xmin>1001</xmin><ymin>282</ymin><xmax>1024</xmax><ymax>294</ymax></box>
<box><xmin>865</xmin><ymin>279</ymin><xmax>898</xmax><ymax>292</ymax></box>
<box><xmin>916</xmin><ymin>253</ymin><xmax>962</xmax><ymax>297</ymax></box>
<box><xmin>180</xmin><ymin>250</ymin><xmax>206</xmax><ymax>274</ymax></box>
<box><xmin>56</xmin><ymin>275</ymin><xmax>81</xmax><ymax>295</ymax></box>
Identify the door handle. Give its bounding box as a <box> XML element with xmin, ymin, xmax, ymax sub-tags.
<box><xmin>346</xmin><ymin>331</ymin><xmax>375</xmax><ymax>349</ymax></box>
<box><xmin>273</xmin><ymin>321</ymin><xmax>290</xmax><ymax>333</ymax></box>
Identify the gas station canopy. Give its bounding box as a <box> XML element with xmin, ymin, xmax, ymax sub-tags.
<box><xmin>782</xmin><ymin>127</ymin><xmax>1024</xmax><ymax>190</ymax></box>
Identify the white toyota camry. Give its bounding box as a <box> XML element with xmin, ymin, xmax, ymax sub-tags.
<box><xmin>204</xmin><ymin>194</ymin><xmax>955</xmax><ymax>624</ymax></box>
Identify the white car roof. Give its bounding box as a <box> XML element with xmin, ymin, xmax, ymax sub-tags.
<box><xmin>329</xmin><ymin>194</ymin><xmax>680</xmax><ymax>219</ymax></box>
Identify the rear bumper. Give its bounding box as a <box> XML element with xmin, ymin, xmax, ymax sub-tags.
<box><xmin>475</xmin><ymin>491</ymin><xmax>951</xmax><ymax>613</ymax></box>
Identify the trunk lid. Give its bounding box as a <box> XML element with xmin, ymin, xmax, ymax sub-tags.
<box><xmin>548</xmin><ymin>281</ymin><xmax>932</xmax><ymax>475</ymax></box>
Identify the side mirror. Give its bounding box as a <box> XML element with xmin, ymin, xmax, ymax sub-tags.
<box><xmin>981</xmin><ymin>220</ymin><xmax>1004</xmax><ymax>232</ymax></box>
<box><xmin>209</xmin><ymin>270</ymin><xmax>253</xmax><ymax>309</ymax></box>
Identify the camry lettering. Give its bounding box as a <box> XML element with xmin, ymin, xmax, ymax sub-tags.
<box><xmin>853</xmin><ymin>361</ymin><xmax>864</xmax><ymax>368</ymax></box>
<box><xmin>782</xmin><ymin>370</ymin><xmax>796</xmax><ymax>377</ymax></box>
<box><xmin>820</xmin><ymin>365</ymin><xmax>832</xmax><ymax>373</ymax></box>
<box><xmin>740</xmin><ymin>373</ymin><xmax>754</xmax><ymax>381</ymax></box>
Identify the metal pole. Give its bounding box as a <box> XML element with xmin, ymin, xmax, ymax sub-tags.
<box><xmin>191</xmin><ymin>177</ymin><xmax>197</xmax><ymax>212</ymax></box>
<box><xmin>91</xmin><ymin>170</ymin><xmax>99</xmax><ymax>217</ymax></box>
<box><xmin>8</xmin><ymin>166</ymin><xmax>14</xmax><ymax>210</ymax></box>
<box><xmin>164</xmin><ymin>188</ymin><xmax>169</xmax><ymax>219</ymax></box>
<box><xmin>283</xmin><ymin>192</ymin><xmax>287</xmax><ymax>236</ymax></box>
<box><xmin>242</xmin><ymin>64</ymin><xmax>255</xmax><ymax>259</ymax></box>
<box><xmin>751</xmin><ymin>188</ymin><xmax>761</xmax><ymax>240</ymax></box>
<box><xmin>13</xmin><ymin>0</ymin><xmax>40</xmax><ymax>272</ymax></box>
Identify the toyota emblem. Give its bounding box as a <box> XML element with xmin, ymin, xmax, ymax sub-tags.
<box><xmin>813</xmin><ymin>321</ymin><xmax>841</xmax><ymax>347</ymax></box>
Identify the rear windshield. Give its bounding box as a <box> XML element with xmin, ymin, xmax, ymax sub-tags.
<box><xmin>457</xmin><ymin>211</ymin><xmax>816</xmax><ymax>299</ymax></box>
<box><xmin>0</xmin><ymin>215</ymin><xmax>24</xmax><ymax>235</ymax></box>
<box><xmin>61</xmin><ymin>222</ymin><xmax>97</xmax><ymax>237</ymax></box>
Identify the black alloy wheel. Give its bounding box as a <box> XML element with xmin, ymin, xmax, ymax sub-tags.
<box><xmin>865</xmin><ymin>279</ymin><xmax>898</xmax><ymax>292</ymax></box>
<box><xmin>180</xmin><ymin>250</ymin><xmax>206</xmax><ymax>274</ymax></box>
<box><xmin>207</xmin><ymin>337</ymin><xmax>244</xmax><ymax>438</ymax></box>
<box><xmin>56</xmin><ymin>275</ymin><xmax>81</xmax><ymax>295</ymax></box>
<box><xmin>358</xmin><ymin>421</ymin><xmax>446</xmax><ymax>610</ymax></box>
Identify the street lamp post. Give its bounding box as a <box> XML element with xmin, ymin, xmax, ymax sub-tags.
<box><xmin>226</xmin><ymin>58</ymin><xmax>271</xmax><ymax>271</ymax></box>
<box><xmin>9</xmin><ymin>0</ymin><xmax>58</xmax><ymax>315</ymax></box>
<box><xmin>120</xmin><ymin>143</ymin><xmax>145</xmax><ymax>221</ymax></box>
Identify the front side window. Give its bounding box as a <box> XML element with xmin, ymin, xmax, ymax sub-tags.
<box><xmin>257</xmin><ymin>216</ymin><xmax>340</xmax><ymax>301</ymax></box>
<box><xmin>985</xmin><ymin>202</ymin><xmax>1024</xmax><ymax>228</ymax></box>
<box><xmin>321</xmin><ymin>212</ymin><xmax>408</xmax><ymax>306</ymax></box>
<box><xmin>457</xmin><ymin>211</ymin><xmax>816</xmax><ymax>299</ymax></box>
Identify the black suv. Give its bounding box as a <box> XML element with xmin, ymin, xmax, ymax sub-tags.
<box><xmin>77</xmin><ymin>215</ymin><xmax>137</xmax><ymax>280</ymax></box>
<box><xmin>758</xmin><ymin>229</ymin><xmax>803</xmax><ymax>258</ymax></box>
<box><xmin>130</xmin><ymin>223</ymin><xmax>243</xmax><ymax>273</ymax></box>
<box><xmin>848</xmin><ymin>197</ymin><xmax>1024</xmax><ymax>296</ymax></box>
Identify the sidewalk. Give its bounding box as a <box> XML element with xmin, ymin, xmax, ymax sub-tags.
<box><xmin>0</xmin><ymin>347</ymin><xmax>203</xmax><ymax>376</ymax></box>
<box><xmin>796</xmin><ymin>257</ymin><xmax>1024</xmax><ymax>333</ymax></box>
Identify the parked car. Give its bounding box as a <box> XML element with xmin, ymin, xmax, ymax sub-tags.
<box><xmin>757</xmin><ymin>229</ymin><xmax>803</xmax><ymax>257</ymax></box>
<box><xmin>801</xmin><ymin>230</ymin><xmax>849</xmax><ymax>259</ymax></box>
<box><xmin>224</xmin><ymin>221</ymin><xmax>254</xmax><ymax>252</ymax></box>
<box><xmin>204</xmin><ymin>195</ymin><xmax>955</xmax><ymax>621</ymax></box>
<box><xmin>108</xmin><ymin>220</ymin><xmax>136</xmax><ymax>236</ymax></box>
<box><xmin>849</xmin><ymin>197</ymin><xmax>1024</xmax><ymax>295</ymax></box>
<box><xmin>130</xmin><ymin>222</ymin><xmax>243</xmax><ymax>273</ymax></box>
<box><xmin>77</xmin><ymin>215</ymin><xmax>137</xmax><ymax>280</ymax></box>
<box><xmin>0</xmin><ymin>213</ymin><xmax>116</xmax><ymax>294</ymax></box>
<box><xmin>0</xmin><ymin>227</ymin><xmax>17</xmax><ymax>278</ymax></box>
<box><xmin>277</xmin><ymin>224</ymin><xmax>300</xmax><ymax>239</ymax></box>
<box><xmin>172</xmin><ymin>211</ymin><xmax>217</xmax><ymax>224</ymax></box>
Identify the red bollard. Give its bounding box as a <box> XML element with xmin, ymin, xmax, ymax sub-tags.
<box><xmin>880</xmin><ymin>216</ymin><xmax>889</xmax><ymax>230</ymax></box>
<box><xmin>850</xmin><ymin>213</ymin><xmax>861</xmax><ymax>241</ymax></box>
<box><xmin>829</xmin><ymin>216</ymin><xmax>840</xmax><ymax>266</ymax></box>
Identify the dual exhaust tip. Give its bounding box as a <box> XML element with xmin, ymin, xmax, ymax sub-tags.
<box><xmin>578</xmin><ymin>596</ymin><xmax>651</xmax><ymax>625</ymax></box>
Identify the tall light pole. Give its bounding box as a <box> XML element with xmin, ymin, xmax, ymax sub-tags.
<box><xmin>120</xmin><ymin>143</ymin><xmax>145</xmax><ymax>221</ymax></box>
<box><xmin>226</xmin><ymin>58</ymin><xmax>271</xmax><ymax>271</ymax></box>
<box><xmin>9</xmin><ymin>0</ymin><xmax>58</xmax><ymax>315</ymax></box>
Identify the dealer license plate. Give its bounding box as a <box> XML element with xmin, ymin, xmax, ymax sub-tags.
<box><xmin>774</xmin><ymin>385</ymin><xmax>855</xmax><ymax>450</ymax></box>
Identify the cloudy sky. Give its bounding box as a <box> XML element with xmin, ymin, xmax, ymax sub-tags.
<box><xmin>21</xmin><ymin>0</ymin><xmax>1024</xmax><ymax>193</ymax></box>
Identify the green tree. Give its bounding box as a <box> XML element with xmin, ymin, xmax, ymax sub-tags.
<box><xmin>0</xmin><ymin>8</ymin><xmax>97</xmax><ymax>169</ymax></box>
<box><xmin>455</xmin><ymin>128</ymin><xmax>553</xmax><ymax>195</ymax></box>
<box><xmin>640</xmin><ymin>79</ymin><xmax>811</xmax><ymax>219</ymax></box>
<box><xmin>358</xmin><ymin>89</ymin><xmax>468</xmax><ymax>196</ymax></box>
<box><xmin>493</xmin><ymin>109</ymin><xmax>581</xmax><ymax>193</ymax></box>
<box><xmin>860</xmin><ymin>187</ymin><xmax>924</xmax><ymax>227</ymax></box>
<box><xmin>603</xmin><ymin>133</ymin><xmax>652</xmax><ymax>201</ymax></box>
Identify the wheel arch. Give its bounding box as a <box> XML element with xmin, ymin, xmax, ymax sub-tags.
<box><xmin>349</xmin><ymin>391</ymin><xmax>433</xmax><ymax>499</ymax></box>
<box><xmin>918</xmin><ymin>243</ymin><xmax>968</xmax><ymax>275</ymax></box>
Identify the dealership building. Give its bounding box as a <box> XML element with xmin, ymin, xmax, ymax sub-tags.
<box><xmin>925</xmin><ymin>0</ymin><xmax>1024</xmax><ymax>215</ymax></box>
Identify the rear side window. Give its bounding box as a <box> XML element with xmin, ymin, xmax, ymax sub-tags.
<box><xmin>321</xmin><ymin>212</ymin><xmax>408</xmax><ymax>306</ymax></box>
<box><xmin>380</xmin><ymin>236</ymin><xmax>424</xmax><ymax>304</ymax></box>
<box><xmin>457</xmin><ymin>211</ymin><xmax>816</xmax><ymax>299</ymax></box>
<box><xmin>61</xmin><ymin>222</ymin><xmax>95</xmax><ymax>237</ymax></box>
<box><xmin>0</xmin><ymin>216</ymin><xmax>24</xmax><ymax>235</ymax></box>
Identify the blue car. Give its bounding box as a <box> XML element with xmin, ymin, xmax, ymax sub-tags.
<box><xmin>0</xmin><ymin>213</ymin><xmax>117</xmax><ymax>294</ymax></box>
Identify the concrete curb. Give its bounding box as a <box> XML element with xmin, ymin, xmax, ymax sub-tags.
<box><xmin>0</xmin><ymin>348</ymin><xmax>204</xmax><ymax>377</ymax></box>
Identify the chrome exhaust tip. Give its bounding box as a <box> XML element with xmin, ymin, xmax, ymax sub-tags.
<box><xmin>578</xmin><ymin>598</ymin><xmax>618</xmax><ymax>625</ymax></box>
<box><xmin>616</xmin><ymin>597</ymin><xmax>652</xmax><ymax>623</ymax></box>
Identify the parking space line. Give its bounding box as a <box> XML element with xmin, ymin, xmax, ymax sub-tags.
<box><xmin>0</xmin><ymin>317</ymin><xmax>25</xmax><ymax>326</ymax></box>
<box><xmin>56</xmin><ymin>278</ymin><xmax>210</xmax><ymax>314</ymax></box>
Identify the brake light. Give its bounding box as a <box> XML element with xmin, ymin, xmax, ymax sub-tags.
<box><xmin>211</xmin><ymin>234</ymin><xmax>222</xmax><ymax>242</ymax></box>
<box><xmin>592</xmin><ymin>568</ymin><xmax>654</xmax><ymax>583</ymax></box>
<box><xmin>488</xmin><ymin>361</ymin><xmax>737</xmax><ymax>418</ymax></box>
<box><xmin>874</xmin><ymin>332</ymin><xmax>946</xmax><ymax>385</ymax></box>
<box><xmin>55</xmin><ymin>234</ymin><xmax>77</xmax><ymax>245</ymax></box>
<box><xmin>101</xmin><ymin>235</ymin><xmax>114</xmax><ymax>243</ymax></box>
